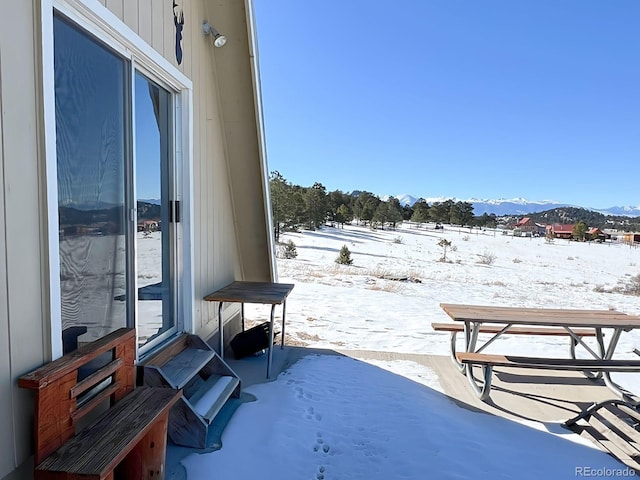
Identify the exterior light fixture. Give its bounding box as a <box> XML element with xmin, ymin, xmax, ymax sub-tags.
<box><xmin>202</xmin><ymin>21</ymin><xmax>227</xmax><ymax>47</ymax></box>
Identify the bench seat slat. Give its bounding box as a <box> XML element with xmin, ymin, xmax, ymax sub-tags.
<box><xmin>457</xmin><ymin>352</ymin><xmax>640</xmax><ymax>371</ymax></box>
<box><xmin>431</xmin><ymin>322</ymin><xmax>597</xmax><ymax>336</ymax></box>
<box><xmin>37</xmin><ymin>387</ymin><xmax>181</xmax><ymax>475</ymax></box>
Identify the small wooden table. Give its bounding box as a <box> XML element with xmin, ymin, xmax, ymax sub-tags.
<box><xmin>204</xmin><ymin>281</ymin><xmax>295</xmax><ymax>378</ymax></box>
<box><xmin>440</xmin><ymin>303</ymin><xmax>640</xmax><ymax>399</ymax></box>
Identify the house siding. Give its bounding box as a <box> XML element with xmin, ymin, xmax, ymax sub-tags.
<box><xmin>0</xmin><ymin>1</ymin><xmax>49</xmax><ymax>476</ymax></box>
<box><xmin>99</xmin><ymin>0</ymin><xmax>274</xmax><ymax>338</ymax></box>
<box><xmin>0</xmin><ymin>0</ymin><xmax>273</xmax><ymax>477</ymax></box>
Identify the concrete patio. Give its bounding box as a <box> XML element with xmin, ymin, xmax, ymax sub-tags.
<box><xmin>165</xmin><ymin>345</ymin><xmax>629</xmax><ymax>478</ymax></box>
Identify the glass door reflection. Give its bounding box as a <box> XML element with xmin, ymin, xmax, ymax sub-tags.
<box><xmin>134</xmin><ymin>72</ymin><xmax>175</xmax><ymax>347</ymax></box>
<box><xmin>54</xmin><ymin>14</ymin><xmax>128</xmax><ymax>348</ymax></box>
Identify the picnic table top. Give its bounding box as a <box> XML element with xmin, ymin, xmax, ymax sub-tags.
<box><xmin>204</xmin><ymin>281</ymin><xmax>295</xmax><ymax>305</ymax></box>
<box><xmin>440</xmin><ymin>303</ymin><xmax>640</xmax><ymax>329</ymax></box>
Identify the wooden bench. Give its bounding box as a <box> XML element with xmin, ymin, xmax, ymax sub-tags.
<box><xmin>456</xmin><ymin>352</ymin><xmax>640</xmax><ymax>401</ymax></box>
<box><xmin>19</xmin><ymin>328</ymin><xmax>182</xmax><ymax>480</ymax></box>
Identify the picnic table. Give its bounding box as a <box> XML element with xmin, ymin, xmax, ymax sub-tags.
<box><xmin>437</xmin><ymin>303</ymin><xmax>640</xmax><ymax>401</ymax></box>
<box><xmin>204</xmin><ymin>281</ymin><xmax>295</xmax><ymax>378</ymax></box>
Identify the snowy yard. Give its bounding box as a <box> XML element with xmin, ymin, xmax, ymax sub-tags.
<box><xmin>182</xmin><ymin>224</ymin><xmax>640</xmax><ymax>479</ymax></box>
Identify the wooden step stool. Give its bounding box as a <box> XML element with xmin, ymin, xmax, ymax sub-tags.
<box><xmin>138</xmin><ymin>333</ymin><xmax>241</xmax><ymax>449</ymax></box>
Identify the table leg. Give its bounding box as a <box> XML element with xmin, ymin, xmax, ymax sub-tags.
<box><xmin>462</xmin><ymin>321</ymin><xmax>471</xmax><ymax>377</ymax></box>
<box><xmin>601</xmin><ymin>328</ymin><xmax>631</xmax><ymax>399</ymax></box>
<box><xmin>267</xmin><ymin>304</ymin><xmax>276</xmax><ymax>379</ymax></box>
<box><xmin>462</xmin><ymin>322</ymin><xmax>480</xmax><ymax>379</ymax></box>
<box><xmin>218</xmin><ymin>302</ymin><xmax>224</xmax><ymax>359</ymax></box>
<box><xmin>462</xmin><ymin>321</ymin><xmax>492</xmax><ymax>399</ymax></box>
<box><xmin>281</xmin><ymin>301</ymin><xmax>287</xmax><ymax>349</ymax></box>
<box><xmin>241</xmin><ymin>303</ymin><xmax>245</xmax><ymax>332</ymax></box>
<box><xmin>449</xmin><ymin>331</ymin><xmax>465</xmax><ymax>373</ymax></box>
<box><xmin>577</xmin><ymin>327</ymin><xmax>604</xmax><ymax>380</ymax></box>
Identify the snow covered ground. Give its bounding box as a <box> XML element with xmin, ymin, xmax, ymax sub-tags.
<box><xmin>182</xmin><ymin>223</ymin><xmax>640</xmax><ymax>479</ymax></box>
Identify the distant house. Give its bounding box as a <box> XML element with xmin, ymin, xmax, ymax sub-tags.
<box><xmin>513</xmin><ymin>218</ymin><xmax>546</xmax><ymax>237</ymax></box>
<box><xmin>586</xmin><ymin>228</ymin><xmax>609</xmax><ymax>242</ymax></box>
<box><xmin>534</xmin><ymin>223</ymin><xmax>547</xmax><ymax>236</ymax></box>
<box><xmin>547</xmin><ymin>224</ymin><xmax>575</xmax><ymax>239</ymax></box>
<box><xmin>515</xmin><ymin>217</ymin><xmax>535</xmax><ymax>233</ymax></box>
<box><xmin>622</xmin><ymin>233</ymin><xmax>640</xmax><ymax>245</ymax></box>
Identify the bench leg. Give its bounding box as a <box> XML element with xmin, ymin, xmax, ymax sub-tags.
<box><xmin>466</xmin><ymin>364</ymin><xmax>493</xmax><ymax>402</ymax></box>
<box><xmin>568</xmin><ymin>337</ymin><xmax>602</xmax><ymax>380</ymax></box>
<box><xmin>117</xmin><ymin>411</ymin><xmax>170</xmax><ymax>480</ymax></box>
<box><xmin>448</xmin><ymin>332</ymin><xmax>465</xmax><ymax>373</ymax></box>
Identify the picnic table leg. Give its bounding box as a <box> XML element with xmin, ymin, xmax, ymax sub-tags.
<box><xmin>600</xmin><ymin>328</ymin><xmax>635</xmax><ymax>402</ymax></box>
<box><xmin>463</xmin><ymin>322</ymin><xmax>480</xmax><ymax>378</ymax></box>
<box><xmin>462</xmin><ymin>321</ymin><xmax>494</xmax><ymax>400</ymax></box>
<box><xmin>465</xmin><ymin>363</ymin><xmax>493</xmax><ymax>401</ymax></box>
<box><xmin>566</xmin><ymin>326</ymin><xmax>604</xmax><ymax>380</ymax></box>
<box><xmin>449</xmin><ymin>332</ymin><xmax>465</xmax><ymax>373</ymax></box>
<box><xmin>590</xmin><ymin>327</ymin><xmax>606</xmax><ymax>379</ymax></box>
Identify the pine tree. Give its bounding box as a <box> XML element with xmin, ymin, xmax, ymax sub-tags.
<box><xmin>304</xmin><ymin>182</ymin><xmax>329</xmax><ymax>230</ymax></box>
<box><xmin>573</xmin><ymin>221</ymin><xmax>588</xmax><ymax>241</ymax></box>
<box><xmin>411</xmin><ymin>199</ymin><xmax>430</xmax><ymax>224</ymax></box>
<box><xmin>335</xmin><ymin>245</ymin><xmax>353</xmax><ymax>265</ymax></box>
<box><xmin>335</xmin><ymin>204</ymin><xmax>352</xmax><ymax>228</ymax></box>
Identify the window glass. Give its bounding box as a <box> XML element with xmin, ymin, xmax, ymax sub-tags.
<box><xmin>54</xmin><ymin>14</ymin><xmax>128</xmax><ymax>347</ymax></box>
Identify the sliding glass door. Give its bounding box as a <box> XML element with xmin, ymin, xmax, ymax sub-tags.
<box><xmin>54</xmin><ymin>13</ymin><xmax>179</xmax><ymax>352</ymax></box>
<box><xmin>134</xmin><ymin>73</ymin><xmax>176</xmax><ymax>347</ymax></box>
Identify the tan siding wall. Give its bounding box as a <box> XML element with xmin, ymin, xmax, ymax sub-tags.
<box><xmin>2</xmin><ymin>0</ymin><xmax>269</xmax><ymax>475</ymax></box>
<box><xmin>0</xmin><ymin>51</ymin><xmax>16</xmax><ymax>479</ymax></box>
<box><xmin>104</xmin><ymin>0</ymin><xmax>123</xmax><ymax>20</ymax></box>
<box><xmin>0</xmin><ymin>1</ymin><xmax>47</xmax><ymax>476</ymax></box>
<box><xmin>123</xmin><ymin>1</ymin><xmax>138</xmax><ymax>29</ymax></box>
<box><xmin>137</xmin><ymin>0</ymin><xmax>153</xmax><ymax>45</ymax></box>
<box><xmin>104</xmin><ymin>0</ymin><xmax>242</xmax><ymax>336</ymax></box>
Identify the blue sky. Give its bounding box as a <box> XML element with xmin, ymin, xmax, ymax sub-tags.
<box><xmin>253</xmin><ymin>1</ymin><xmax>640</xmax><ymax>208</ymax></box>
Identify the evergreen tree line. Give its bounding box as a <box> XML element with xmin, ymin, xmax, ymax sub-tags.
<box><xmin>269</xmin><ymin>172</ymin><xmax>497</xmax><ymax>241</ymax></box>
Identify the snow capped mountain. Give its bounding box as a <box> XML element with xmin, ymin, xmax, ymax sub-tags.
<box><xmin>465</xmin><ymin>199</ymin><xmax>573</xmax><ymax>216</ymax></box>
<box><xmin>387</xmin><ymin>195</ymin><xmax>640</xmax><ymax>217</ymax></box>
<box><xmin>389</xmin><ymin>195</ymin><xmax>570</xmax><ymax>215</ymax></box>
<box><xmin>599</xmin><ymin>205</ymin><xmax>640</xmax><ymax>217</ymax></box>
<box><xmin>395</xmin><ymin>194</ymin><xmax>418</xmax><ymax>206</ymax></box>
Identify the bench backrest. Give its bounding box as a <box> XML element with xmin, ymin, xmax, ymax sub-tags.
<box><xmin>19</xmin><ymin>328</ymin><xmax>136</xmax><ymax>464</ymax></box>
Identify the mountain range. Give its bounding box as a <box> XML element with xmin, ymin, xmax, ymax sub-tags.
<box><xmin>392</xmin><ymin>194</ymin><xmax>640</xmax><ymax>217</ymax></box>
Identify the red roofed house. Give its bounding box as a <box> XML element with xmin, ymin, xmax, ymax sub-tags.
<box><xmin>515</xmin><ymin>217</ymin><xmax>534</xmax><ymax>233</ymax></box>
<box><xmin>514</xmin><ymin>217</ymin><xmax>546</xmax><ymax>236</ymax></box>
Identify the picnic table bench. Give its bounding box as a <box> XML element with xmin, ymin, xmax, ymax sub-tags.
<box><xmin>431</xmin><ymin>322</ymin><xmax>598</xmax><ymax>372</ymax></box>
<box><xmin>437</xmin><ymin>304</ymin><xmax>640</xmax><ymax>402</ymax></box>
<box><xmin>19</xmin><ymin>328</ymin><xmax>181</xmax><ymax>479</ymax></box>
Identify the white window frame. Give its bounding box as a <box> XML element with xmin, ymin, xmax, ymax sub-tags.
<box><xmin>40</xmin><ymin>0</ymin><xmax>195</xmax><ymax>359</ymax></box>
